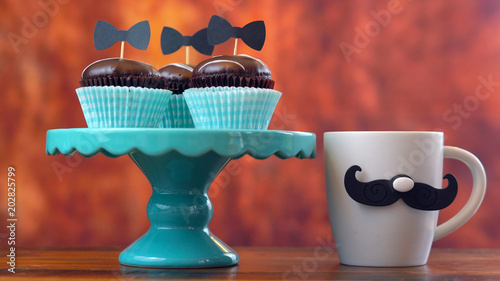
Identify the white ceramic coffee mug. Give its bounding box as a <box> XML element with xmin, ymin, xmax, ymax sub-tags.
<box><xmin>324</xmin><ymin>131</ymin><xmax>486</xmax><ymax>267</ymax></box>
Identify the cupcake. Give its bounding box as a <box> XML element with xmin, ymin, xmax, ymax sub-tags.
<box><xmin>184</xmin><ymin>54</ymin><xmax>281</xmax><ymax>130</ymax></box>
<box><xmin>157</xmin><ymin>63</ymin><xmax>195</xmax><ymax>128</ymax></box>
<box><xmin>76</xmin><ymin>58</ymin><xmax>172</xmax><ymax>128</ymax></box>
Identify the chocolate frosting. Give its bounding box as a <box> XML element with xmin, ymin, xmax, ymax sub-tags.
<box><xmin>191</xmin><ymin>55</ymin><xmax>274</xmax><ymax>89</ymax></box>
<box><xmin>158</xmin><ymin>63</ymin><xmax>193</xmax><ymax>80</ymax></box>
<box><xmin>158</xmin><ymin>63</ymin><xmax>194</xmax><ymax>94</ymax></box>
<box><xmin>158</xmin><ymin>63</ymin><xmax>193</xmax><ymax>95</ymax></box>
<box><xmin>79</xmin><ymin>58</ymin><xmax>165</xmax><ymax>89</ymax></box>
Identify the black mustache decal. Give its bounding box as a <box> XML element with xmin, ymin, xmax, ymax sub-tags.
<box><xmin>344</xmin><ymin>165</ymin><xmax>458</xmax><ymax>211</ymax></box>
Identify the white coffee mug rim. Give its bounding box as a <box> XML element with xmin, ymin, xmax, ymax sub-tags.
<box><xmin>324</xmin><ymin>131</ymin><xmax>443</xmax><ymax>136</ymax></box>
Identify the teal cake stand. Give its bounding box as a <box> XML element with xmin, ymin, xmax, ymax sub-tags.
<box><xmin>46</xmin><ymin>128</ymin><xmax>316</xmax><ymax>268</ymax></box>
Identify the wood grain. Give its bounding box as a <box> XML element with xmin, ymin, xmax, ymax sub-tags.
<box><xmin>1</xmin><ymin>248</ymin><xmax>499</xmax><ymax>280</ymax></box>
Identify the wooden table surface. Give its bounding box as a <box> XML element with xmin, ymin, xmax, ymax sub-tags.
<box><xmin>2</xmin><ymin>247</ymin><xmax>500</xmax><ymax>280</ymax></box>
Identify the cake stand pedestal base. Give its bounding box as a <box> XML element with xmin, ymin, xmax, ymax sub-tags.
<box><xmin>119</xmin><ymin>228</ymin><xmax>238</xmax><ymax>268</ymax></box>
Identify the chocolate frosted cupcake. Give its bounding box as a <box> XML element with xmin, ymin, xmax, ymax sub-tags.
<box><xmin>79</xmin><ymin>58</ymin><xmax>165</xmax><ymax>88</ymax></box>
<box><xmin>190</xmin><ymin>55</ymin><xmax>274</xmax><ymax>89</ymax></box>
<box><xmin>157</xmin><ymin>63</ymin><xmax>195</xmax><ymax>128</ymax></box>
<box><xmin>76</xmin><ymin>58</ymin><xmax>172</xmax><ymax>128</ymax></box>
<box><xmin>158</xmin><ymin>63</ymin><xmax>193</xmax><ymax>94</ymax></box>
<box><xmin>184</xmin><ymin>54</ymin><xmax>281</xmax><ymax>130</ymax></box>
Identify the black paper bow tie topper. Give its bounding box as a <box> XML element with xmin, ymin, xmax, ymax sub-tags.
<box><xmin>93</xmin><ymin>20</ymin><xmax>151</xmax><ymax>58</ymax></box>
<box><xmin>207</xmin><ymin>15</ymin><xmax>266</xmax><ymax>52</ymax></box>
<box><xmin>344</xmin><ymin>165</ymin><xmax>458</xmax><ymax>211</ymax></box>
<box><xmin>160</xmin><ymin>27</ymin><xmax>214</xmax><ymax>56</ymax></box>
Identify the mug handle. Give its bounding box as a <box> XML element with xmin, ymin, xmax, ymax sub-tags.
<box><xmin>434</xmin><ymin>146</ymin><xmax>487</xmax><ymax>241</ymax></box>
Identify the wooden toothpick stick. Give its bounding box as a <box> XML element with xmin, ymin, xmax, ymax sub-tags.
<box><xmin>186</xmin><ymin>46</ymin><xmax>190</xmax><ymax>65</ymax></box>
<box><xmin>233</xmin><ymin>38</ymin><xmax>238</xmax><ymax>55</ymax></box>
<box><xmin>120</xmin><ymin>41</ymin><xmax>125</xmax><ymax>59</ymax></box>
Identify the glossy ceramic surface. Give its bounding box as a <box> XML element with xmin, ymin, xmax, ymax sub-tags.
<box><xmin>46</xmin><ymin>128</ymin><xmax>316</xmax><ymax>268</ymax></box>
<box><xmin>324</xmin><ymin>132</ymin><xmax>486</xmax><ymax>267</ymax></box>
<box><xmin>46</xmin><ymin>129</ymin><xmax>316</xmax><ymax>159</ymax></box>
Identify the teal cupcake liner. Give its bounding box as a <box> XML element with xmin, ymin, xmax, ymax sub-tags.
<box><xmin>159</xmin><ymin>94</ymin><xmax>195</xmax><ymax>128</ymax></box>
<box><xmin>76</xmin><ymin>86</ymin><xmax>172</xmax><ymax>128</ymax></box>
<box><xmin>183</xmin><ymin>87</ymin><xmax>282</xmax><ymax>130</ymax></box>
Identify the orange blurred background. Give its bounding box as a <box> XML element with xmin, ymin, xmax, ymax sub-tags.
<box><xmin>1</xmin><ymin>0</ymin><xmax>499</xmax><ymax>249</ymax></box>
